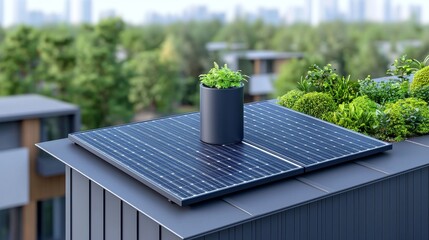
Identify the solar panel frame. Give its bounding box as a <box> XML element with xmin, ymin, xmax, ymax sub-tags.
<box><xmin>243</xmin><ymin>101</ymin><xmax>392</xmax><ymax>171</ymax></box>
<box><xmin>68</xmin><ymin>114</ymin><xmax>304</xmax><ymax>206</ymax></box>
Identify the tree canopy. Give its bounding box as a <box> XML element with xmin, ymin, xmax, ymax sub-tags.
<box><xmin>0</xmin><ymin>18</ymin><xmax>427</xmax><ymax>129</ymax></box>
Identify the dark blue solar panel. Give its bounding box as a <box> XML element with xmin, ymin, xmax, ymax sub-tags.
<box><xmin>69</xmin><ymin>100</ymin><xmax>391</xmax><ymax>205</ymax></box>
<box><xmin>69</xmin><ymin>114</ymin><xmax>303</xmax><ymax>206</ymax></box>
<box><xmin>244</xmin><ymin>102</ymin><xmax>392</xmax><ymax>171</ymax></box>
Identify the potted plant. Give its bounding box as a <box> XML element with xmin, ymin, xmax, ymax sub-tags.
<box><xmin>199</xmin><ymin>62</ymin><xmax>248</xmax><ymax>145</ymax></box>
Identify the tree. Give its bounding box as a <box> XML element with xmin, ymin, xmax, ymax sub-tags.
<box><xmin>73</xmin><ymin>18</ymin><xmax>132</xmax><ymax>129</ymax></box>
<box><xmin>168</xmin><ymin>20</ymin><xmax>222</xmax><ymax>105</ymax></box>
<box><xmin>274</xmin><ymin>56</ymin><xmax>323</xmax><ymax>97</ymax></box>
<box><xmin>120</xmin><ymin>24</ymin><xmax>166</xmax><ymax>59</ymax></box>
<box><xmin>0</xmin><ymin>26</ymin><xmax>40</xmax><ymax>95</ymax></box>
<box><xmin>126</xmin><ymin>36</ymin><xmax>180</xmax><ymax>113</ymax></box>
<box><xmin>345</xmin><ymin>39</ymin><xmax>389</xmax><ymax>79</ymax></box>
<box><xmin>214</xmin><ymin>18</ymin><xmax>256</xmax><ymax>47</ymax></box>
<box><xmin>38</xmin><ymin>30</ymin><xmax>76</xmax><ymax>100</ymax></box>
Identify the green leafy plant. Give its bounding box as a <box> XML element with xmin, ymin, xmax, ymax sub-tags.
<box><xmin>297</xmin><ymin>76</ymin><xmax>312</xmax><ymax>93</ymax></box>
<box><xmin>323</xmin><ymin>96</ymin><xmax>379</xmax><ymax>134</ymax></box>
<box><xmin>410</xmin><ymin>65</ymin><xmax>429</xmax><ymax>92</ymax></box>
<box><xmin>387</xmin><ymin>54</ymin><xmax>429</xmax><ymax>80</ymax></box>
<box><xmin>298</xmin><ymin>64</ymin><xmax>358</xmax><ymax>104</ymax></box>
<box><xmin>359</xmin><ymin>76</ymin><xmax>409</xmax><ymax>104</ymax></box>
<box><xmin>379</xmin><ymin>98</ymin><xmax>429</xmax><ymax>141</ymax></box>
<box><xmin>298</xmin><ymin>64</ymin><xmax>339</xmax><ymax>92</ymax></box>
<box><xmin>411</xmin><ymin>85</ymin><xmax>429</xmax><ymax>103</ymax></box>
<box><xmin>278</xmin><ymin>90</ymin><xmax>304</xmax><ymax>108</ymax></box>
<box><xmin>199</xmin><ymin>62</ymin><xmax>248</xmax><ymax>89</ymax></box>
<box><xmin>292</xmin><ymin>92</ymin><xmax>336</xmax><ymax>119</ymax></box>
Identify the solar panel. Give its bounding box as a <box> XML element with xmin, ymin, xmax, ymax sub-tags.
<box><xmin>69</xmin><ymin>114</ymin><xmax>303</xmax><ymax>206</ymax></box>
<box><xmin>69</xmin><ymin>100</ymin><xmax>392</xmax><ymax>206</ymax></box>
<box><xmin>243</xmin><ymin>102</ymin><xmax>392</xmax><ymax>171</ymax></box>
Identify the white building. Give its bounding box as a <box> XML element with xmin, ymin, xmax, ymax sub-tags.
<box><xmin>349</xmin><ymin>0</ymin><xmax>365</xmax><ymax>22</ymax></box>
<box><xmin>13</xmin><ymin>0</ymin><xmax>26</xmax><ymax>25</ymax></box>
<box><xmin>68</xmin><ymin>0</ymin><xmax>92</xmax><ymax>24</ymax></box>
<box><xmin>0</xmin><ymin>0</ymin><xmax>3</xmax><ymax>26</ymax></box>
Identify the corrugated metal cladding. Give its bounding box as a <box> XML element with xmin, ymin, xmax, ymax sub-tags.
<box><xmin>67</xmin><ymin>165</ymin><xmax>429</xmax><ymax>240</ymax></box>
<box><xmin>197</xmin><ymin>168</ymin><xmax>429</xmax><ymax>240</ymax></box>
<box><xmin>68</xmin><ymin>168</ymin><xmax>181</xmax><ymax>240</ymax></box>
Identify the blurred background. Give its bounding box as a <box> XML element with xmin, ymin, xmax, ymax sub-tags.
<box><xmin>0</xmin><ymin>0</ymin><xmax>428</xmax><ymax>129</ymax></box>
<box><xmin>0</xmin><ymin>1</ymin><xmax>429</xmax><ymax>239</ymax></box>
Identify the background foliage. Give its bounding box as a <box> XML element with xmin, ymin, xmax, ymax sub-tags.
<box><xmin>0</xmin><ymin>18</ymin><xmax>428</xmax><ymax>129</ymax></box>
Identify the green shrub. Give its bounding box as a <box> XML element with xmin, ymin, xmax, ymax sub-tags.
<box><xmin>379</xmin><ymin>98</ymin><xmax>429</xmax><ymax>141</ymax></box>
<box><xmin>278</xmin><ymin>90</ymin><xmax>304</xmax><ymax>108</ymax></box>
<box><xmin>411</xmin><ymin>85</ymin><xmax>429</xmax><ymax>103</ymax></box>
<box><xmin>298</xmin><ymin>64</ymin><xmax>338</xmax><ymax>92</ymax></box>
<box><xmin>323</xmin><ymin>96</ymin><xmax>379</xmax><ymax>134</ymax></box>
<box><xmin>359</xmin><ymin>76</ymin><xmax>409</xmax><ymax>104</ymax></box>
<box><xmin>292</xmin><ymin>92</ymin><xmax>336</xmax><ymax>118</ymax></box>
<box><xmin>298</xmin><ymin>64</ymin><xmax>358</xmax><ymax>104</ymax></box>
<box><xmin>410</xmin><ymin>65</ymin><xmax>429</xmax><ymax>92</ymax></box>
<box><xmin>351</xmin><ymin>95</ymin><xmax>379</xmax><ymax>111</ymax></box>
<box><xmin>199</xmin><ymin>62</ymin><xmax>248</xmax><ymax>89</ymax></box>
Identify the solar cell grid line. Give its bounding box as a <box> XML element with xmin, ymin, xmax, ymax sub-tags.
<box><xmin>249</xmin><ymin>102</ymin><xmax>383</xmax><ymax>149</ymax></box>
<box><xmin>245</xmin><ymin>104</ymin><xmax>376</xmax><ymax>151</ymax></box>
<box><xmin>80</xmin><ymin>129</ymin><xmax>203</xmax><ymax>197</ymax></box>
<box><xmin>245</xmin><ymin>103</ymin><xmax>375</xmax><ymax>151</ymax></box>
<box><xmin>244</xmin><ymin>110</ymin><xmax>358</xmax><ymax>165</ymax></box>
<box><xmin>260</xmin><ymin>103</ymin><xmax>385</xmax><ymax>149</ymax></box>
<box><xmin>107</xmin><ymin>126</ymin><xmax>238</xmax><ymax>195</ymax></box>
<box><xmin>171</xmin><ymin>114</ymin><xmax>334</xmax><ymax>167</ymax></box>
<box><xmin>245</xmin><ymin>119</ymin><xmax>359</xmax><ymax>155</ymax></box>
<box><xmin>242</xmin><ymin>101</ymin><xmax>392</xmax><ymax>171</ymax></box>
<box><xmin>115</xmin><ymin>126</ymin><xmax>250</xmax><ymax>189</ymax></box>
<box><xmin>144</xmin><ymin>119</ymin><xmax>296</xmax><ymax>177</ymax></box>
<box><xmin>244</xmin><ymin>119</ymin><xmax>354</xmax><ymax>162</ymax></box>
<box><xmin>69</xmin><ymin>114</ymin><xmax>303</xmax><ymax>206</ymax></box>
<box><xmin>151</xmin><ymin>118</ymin><xmax>302</xmax><ymax>177</ymax></box>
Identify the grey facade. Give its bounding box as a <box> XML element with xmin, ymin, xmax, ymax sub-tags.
<box><xmin>38</xmin><ymin>135</ymin><xmax>429</xmax><ymax>240</ymax></box>
<box><xmin>0</xmin><ymin>94</ymin><xmax>80</xmax><ymax>240</ymax></box>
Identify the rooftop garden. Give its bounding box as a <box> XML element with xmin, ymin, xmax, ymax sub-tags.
<box><xmin>277</xmin><ymin>55</ymin><xmax>429</xmax><ymax>142</ymax></box>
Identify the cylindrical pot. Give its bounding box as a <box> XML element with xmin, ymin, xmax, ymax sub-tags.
<box><xmin>200</xmin><ymin>83</ymin><xmax>244</xmax><ymax>145</ymax></box>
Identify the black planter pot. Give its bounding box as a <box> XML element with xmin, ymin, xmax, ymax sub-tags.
<box><xmin>200</xmin><ymin>83</ymin><xmax>244</xmax><ymax>145</ymax></box>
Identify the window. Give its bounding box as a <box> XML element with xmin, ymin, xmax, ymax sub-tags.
<box><xmin>37</xmin><ymin>197</ymin><xmax>65</xmax><ymax>240</ymax></box>
<box><xmin>40</xmin><ymin>116</ymin><xmax>73</xmax><ymax>142</ymax></box>
<box><xmin>0</xmin><ymin>122</ymin><xmax>21</xmax><ymax>151</ymax></box>
<box><xmin>38</xmin><ymin>116</ymin><xmax>73</xmax><ymax>176</ymax></box>
<box><xmin>0</xmin><ymin>207</ymin><xmax>22</xmax><ymax>240</ymax></box>
<box><xmin>266</xmin><ymin>59</ymin><xmax>274</xmax><ymax>74</ymax></box>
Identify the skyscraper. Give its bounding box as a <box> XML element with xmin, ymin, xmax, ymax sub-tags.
<box><xmin>310</xmin><ymin>0</ymin><xmax>322</xmax><ymax>25</ymax></box>
<box><xmin>0</xmin><ymin>0</ymin><xmax>3</xmax><ymax>26</ymax></box>
<box><xmin>69</xmin><ymin>0</ymin><xmax>92</xmax><ymax>24</ymax></box>
<box><xmin>349</xmin><ymin>0</ymin><xmax>365</xmax><ymax>22</ymax></box>
<box><xmin>64</xmin><ymin>0</ymin><xmax>70</xmax><ymax>23</ymax></box>
<box><xmin>322</xmin><ymin>0</ymin><xmax>339</xmax><ymax>21</ymax></box>
<box><xmin>258</xmin><ymin>8</ymin><xmax>281</xmax><ymax>25</ymax></box>
<box><xmin>383</xmin><ymin>0</ymin><xmax>393</xmax><ymax>22</ymax></box>
<box><xmin>13</xmin><ymin>0</ymin><xmax>26</xmax><ymax>25</ymax></box>
<box><xmin>408</xmin><ymin>5</ymin><xmax>422</xmax><ymax>23</ymax></box>
<box><xmin>310</xmin><ymin>0</ymin><xmax>339</xmax><ymax>25</ymax></box>
<box><xmin>82</xmin><ymin>0</ymin><xmax>92</xmax><ymax>23</ymax></box>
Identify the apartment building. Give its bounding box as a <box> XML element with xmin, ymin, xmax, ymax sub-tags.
<box><xmin>0</xmin><ymin>94</ymin><xmax>79</xmax><ymax>240</ymax></box>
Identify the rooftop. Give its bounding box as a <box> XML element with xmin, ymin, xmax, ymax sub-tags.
<box><xmin>0</xmin><ymin>94</ymin><xmax>79</xmax><ymax>123</ymax></box>
<box><xmin>37</xmin><ymin>135</ymin><xmax>429</xmax><ymax>239</ymax></box>
<box><xmin>223</xmin><ymin>50</ymin><xmax>304</xmax><ymax>60</ymax></box>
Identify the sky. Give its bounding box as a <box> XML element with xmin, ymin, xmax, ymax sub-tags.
<box><xmin>2</xmin><ymin>0</ymin><xmax>428</xmax><ymax>25</ymax></box>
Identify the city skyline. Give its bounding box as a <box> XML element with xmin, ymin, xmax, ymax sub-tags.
<box><xmin>1</xmin><ymin>0</ymin><xmax>428</xmax><ymax>26</ymax></box>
